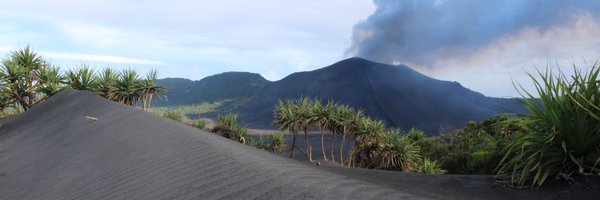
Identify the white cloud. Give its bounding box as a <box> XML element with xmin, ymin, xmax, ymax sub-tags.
<box><xmin>44</xmin><ymin>52</ymin><xmax>165</xmax><ymax>65</ymax></box>
<box><xmin>0</xmin><ymin>25</ymin><xmax>16</xmax><ymax>32</ymax></box>
<box><xmin>418</xmin><ymin>11</ymin><xmax>600</xmax><ymax>97</ymax></box>
<box><xmin>0</xmin><ymin>45</ymin><xmax>12</xmax><ymax>52</ymax></box>
<box><xmin>0</xmin><ymin>0</ymin><xmax>377</xmax><ymax>84</ymax></box>
<box><xmin>58</xmin><ymin>22</ymin><xmax>123</xmax><ymax>47</ymax></box>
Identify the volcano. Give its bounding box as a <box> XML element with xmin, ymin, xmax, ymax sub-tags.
<box><xmin>238</xmin><ymin>57</ymin><xmax>525</xmax><ymax>134</ymax></box>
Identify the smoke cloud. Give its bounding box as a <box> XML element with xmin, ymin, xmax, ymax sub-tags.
<box><xmin>347</xmin><ymin>0</ymin><xmax>600</xmax><ymax>68</ymax></box>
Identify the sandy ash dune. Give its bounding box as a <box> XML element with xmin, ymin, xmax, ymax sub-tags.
<box><xmin>1</xmin><ymin>89</ymin><xmax>598</xmax><ymax>200</ymax></box>
<box><xmin>0</xmin><ymin>89</ymin><xmax>424</xmax><ymax>199</ymax></box>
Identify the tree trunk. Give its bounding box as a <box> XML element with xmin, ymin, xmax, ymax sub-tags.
<box><xmin>320</xmin><ymin>126</ymin><xmax>327</xmax><ymax>161</ymax></box>
<box><xmin>28</xmin><ymin>77</ymin><xmax>33</xmax><ymax>108</ymax></box>
<box><xmin>289</xmin><ymin>131</ymin><xmax>297</xmax><ymax>158</ymax></box>
<box><xmin>13</xmin><ymin>90</ymin><xmax>29</xmax><ymax>111</ymax></box>
<box><xmin>339</xmin><ymin>127</ymin><xmax>347</xmax><ymax>166</ymax></box>
<box><xmin>309</xmin><ymin>145</ymin><xmax>313</xmax><ymax>161</ymax></box>
<box><xmin>304</xmin><ymin>127</ymin><xmax>311</xmax><ymax>161</ymax></box>
<box><xmin>330</xmin><ymin>131</ymin><xmax>336</xmax><ymax>163</ymax></box>
<box><xmin>147</xmin><ymin>93</ymin><xmax>154</xmax><ymax>110</ymax></box>
<box><xmin>142</xmin><ymin>96</ymin><xmax>147</xmax><ymax>111</ymax></box>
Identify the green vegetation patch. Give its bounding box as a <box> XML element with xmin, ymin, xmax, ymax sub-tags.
<box><xmin>0</xmin><ymin>46</ymin><xmax>167</xmax><ymax>117</ymax></box>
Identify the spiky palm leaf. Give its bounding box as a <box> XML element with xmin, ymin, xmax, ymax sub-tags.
<box><xmin>97</xmin><ymin>68</ymin><xmax>119</xmax><ymax>100</ymax></box>
<box><xmin>374</xmin><ymin>129</ymin><xmax>422</xmax><ymax>172</ymax></box>
<box><xmin>114</xmin><ymin>68</ymin><xmax>142</xmax><ymax>106</ymax></box>
<box><xmin>348</xmin><ymin>117</ymin><xmax>387</xmax><ymax>168</ymax></box>
<box><xmin>36</xmin><ymin>66</ymin><xmax>64</xmax><ymax>96</ymax></box>
<box><xmin>0</xmin><ymin>46</ymin><xmax>46</xmax><ymax>110</ymax></box>
<box><xmin>273</xmin><ymin>99</ymin><xmax>302</xmax><ymax>158</ymax></box>
<box><xmin>140</xmin><ymin>69</ymin><xmax>167</xmax><ymax>111</ymax></box>
<box><xmin>65</xmin><ymin>66</ymin><xmax>97</xmax><ymax>91</ymax></box>
<box><xmin>497</xmin><ymin>65</ymin><xmax>600</xmax><ymax>187</ymax></box>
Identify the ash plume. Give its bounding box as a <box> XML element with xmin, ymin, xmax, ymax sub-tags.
<box><xmin>346</xmin><ymin>0</ymin><xmax>600</xmax><ymax>67</ymax></box>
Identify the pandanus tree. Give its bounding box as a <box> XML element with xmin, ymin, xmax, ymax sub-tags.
<box><xmin>309</xmin><ymin>100</ymin><xmax>335</xmax><ymax>161</ymax></box>
<box><xmin>65</xmin><ymin>66</ymin><xmax>98</xmax><ymax>91</ymax></box>
<box><xmin>0</xmin><ymin>46</ymin><xmax>168</xmax><ymax>115</ymax></box>
<box><xmin>348</xmin><ymin>117</ymin><xmax>387</xmax><ymax>168</ymax></box>
<box><xmin>97</xmin><ymin>68</ymin><xmax>119</xmax><ymax>100</ymax></box>
<box><xmin>273</xmin><ymin>99</ymin><xmax>302</xmax><ymax>158</ymax></box>
<box><xmin>296</xmin><ymin>97</ymin><xmax>314</xmax><ymax>161</ymax></box>
<box><xmin>36</xmin><ymin>66</ymin><xmax>64</xmax><ymax>96</ymax></box>
<box><xmin>114</xmin><ymin>68</ymin><xmax>142</xmax><ymax>106</ymax></box>
<box><xmin>339</xmin><ymin>107</ymin><xmax>364</xmax><ymax>166</ymax></box>
<box><xmin>0</xmin><ymin>46</ymin><xmax>49</xmax><ymax>111</ymax></box>
<box><xmin>327</xmin><ymin>105</ymin><xmax>342</xmax><ymax>162</ymax></box>
<box><xmin>376</xmin><ymin>129</ymin><xmax>422</xmax><ymax>172</ymax></box>
<box><xmin>0</xmin><ymin>82</ymin><xmax>12</xmax><ymax>116</ymax></box>
<box><xmin>140</xmin><ymin>69</ymin><xmax>167</xmax><ymax>111</ymax></box>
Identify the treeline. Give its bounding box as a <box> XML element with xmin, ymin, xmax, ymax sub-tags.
<box><xmin>273</xmin><ymin>97</ymin><xmax>446</xmax><ymax>173</ymax></box>
<box><xmin>0</xmin><ymin>46</ymin><xmax>167</xmax><ymax>116</ymax></box>
<box><xmin>273</xmin><ymin>65</ymin><xmax>600</xmax><ymax>187</ymax></box>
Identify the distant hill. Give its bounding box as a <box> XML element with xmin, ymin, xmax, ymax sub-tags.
<box><xmin>237</xmin><ymin>57</ymin><xmax>526</xmax><ymax>134</ymax></box>
<box><xmin>157</xmin><ymin>72</ymin><xmax>272</xmax><ymax>106</ymax></box>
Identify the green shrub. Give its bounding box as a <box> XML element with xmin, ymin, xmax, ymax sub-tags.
<box><xmin>212</xmin><ymin>113</ymin><xmax>247</xmax><ymax>143</ymax></box>
<box><xmin>407</xmin><ymin>128</ymin><xmax>427</xmax><ymax>142</ymax></box>
<box><xmin>217</xmin><ymin>113</ymin><xmax>239</xmax><ymax>128</ymax></box>
<box><xmin>249</xmin><ymin>135</ymin><xmax>270</xmax><ymax>150</ymax></box>
<box><xmin>497</xmin><ymin>66</ymin><xmax>600</xmax><ymax>187</ymax></box>
<box><xmin>465</xmin><ymin>131</ymin><xmax>498</xmax><ymax>174</ymax></box>
<box><xmin>419</xmin><ymin>158</ymin><xmax>447</xmax><ymax>174</ymax></box>
<box><xmin>270</xmin><ymin>132</ymin><xmax>287</xmax><ymax>153</ymax></box>
<box><xmin>372</xmin><ymin>129</ymin><xmax>422</xmax><ymax>172</ymax></box>
<box><xmin>163</xmin><ymin>111</ymin><xmax>183</xmax><ymax>122</ymax></box>
<box><xmin>231</xmin><ymin>125</ymin><xmax>248</xmax><ymax>143</ymax></box>
<box><xmin>193</xmin><ymin>119</ymin><xmax>206</xmax><ymax>129</ymax></box>
<box><xmin>425</xmin><ymin>120</ymin><xmax>512</xmax><ymax>174</ymax></box>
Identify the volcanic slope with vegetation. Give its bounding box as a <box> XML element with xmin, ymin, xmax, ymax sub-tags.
<box><xmin>269</xmin><ymin>64</ymin><xmax>600</xmax><ymax>187</ymax></box>
<box><xmin>2</xmin><ymin>45</ymin><xmax>598</xmax><ymax>189</ymax></box>
<box><xmin>0</xmin><ymin>46</ymin><xmax>167</xmax><ymax>116</ymax></box>
<box><xmin>157</xmin><ymin>72</ymin><xmax>271</xmax><ymax>106</ymax></box>
<box><xmin>240</xmin><ymin>57</ymin><xmax>527</xmax><ymax>133</ymax></box>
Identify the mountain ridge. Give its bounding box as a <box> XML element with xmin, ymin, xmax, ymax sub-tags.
<box><xmin>157</xmin><ymin>71</ymin><xmax>271</xmax><ymax>106</ymax></box>
<box><xmin>158</xmin><ymin>57</ymin><xmax>526</xmax><ymax>134</ymax></box>
<box><xmin>237</xmin><ymin>57</ymin><xmax>526</xmax><ymax>133</ymax></box>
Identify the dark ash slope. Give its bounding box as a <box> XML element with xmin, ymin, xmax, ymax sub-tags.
<box><xmin>0</xmin><ymin>90</ymin><xmax>424</xmax><ymax>200</ymax></box>
<box><xmin>239</xmin><ymin>57</ymin><xmax>525</xmax><ymax>134</ymax></box>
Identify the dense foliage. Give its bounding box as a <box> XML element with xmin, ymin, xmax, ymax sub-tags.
<box><xmin>497</xmin><ymin>66</ymin><xmax>600</xmax><ymax>187</ymax></box>
<box><xmin>273</xmin><ymin>97</ymin><xmax>446</xmax><ymax>173</ymax></box>
<box><xmin>422</xmin><ymin>115</ymin><xmax>528</xmax><ymax>174</ymax></box>
<box><xmin>0</xmin><ymin>46</ymin><xmax>167</xmax><ymax>116</ymax></box>
<box><xmin>270</xmin><ymin>65</ymin><xmax>600</xmax><ymax>184</ymax></box>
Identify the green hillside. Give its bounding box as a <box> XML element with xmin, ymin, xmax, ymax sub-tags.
<box><xmin>157</xmin><ymin>72</ymin><xmax>272</xmax><ymax>106</ymax></box>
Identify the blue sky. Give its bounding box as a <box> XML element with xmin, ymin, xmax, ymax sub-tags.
<box><xmin>1</xmin><ymin>0</ymin><xmax>599</xmax><ymax>97</ymax></box>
